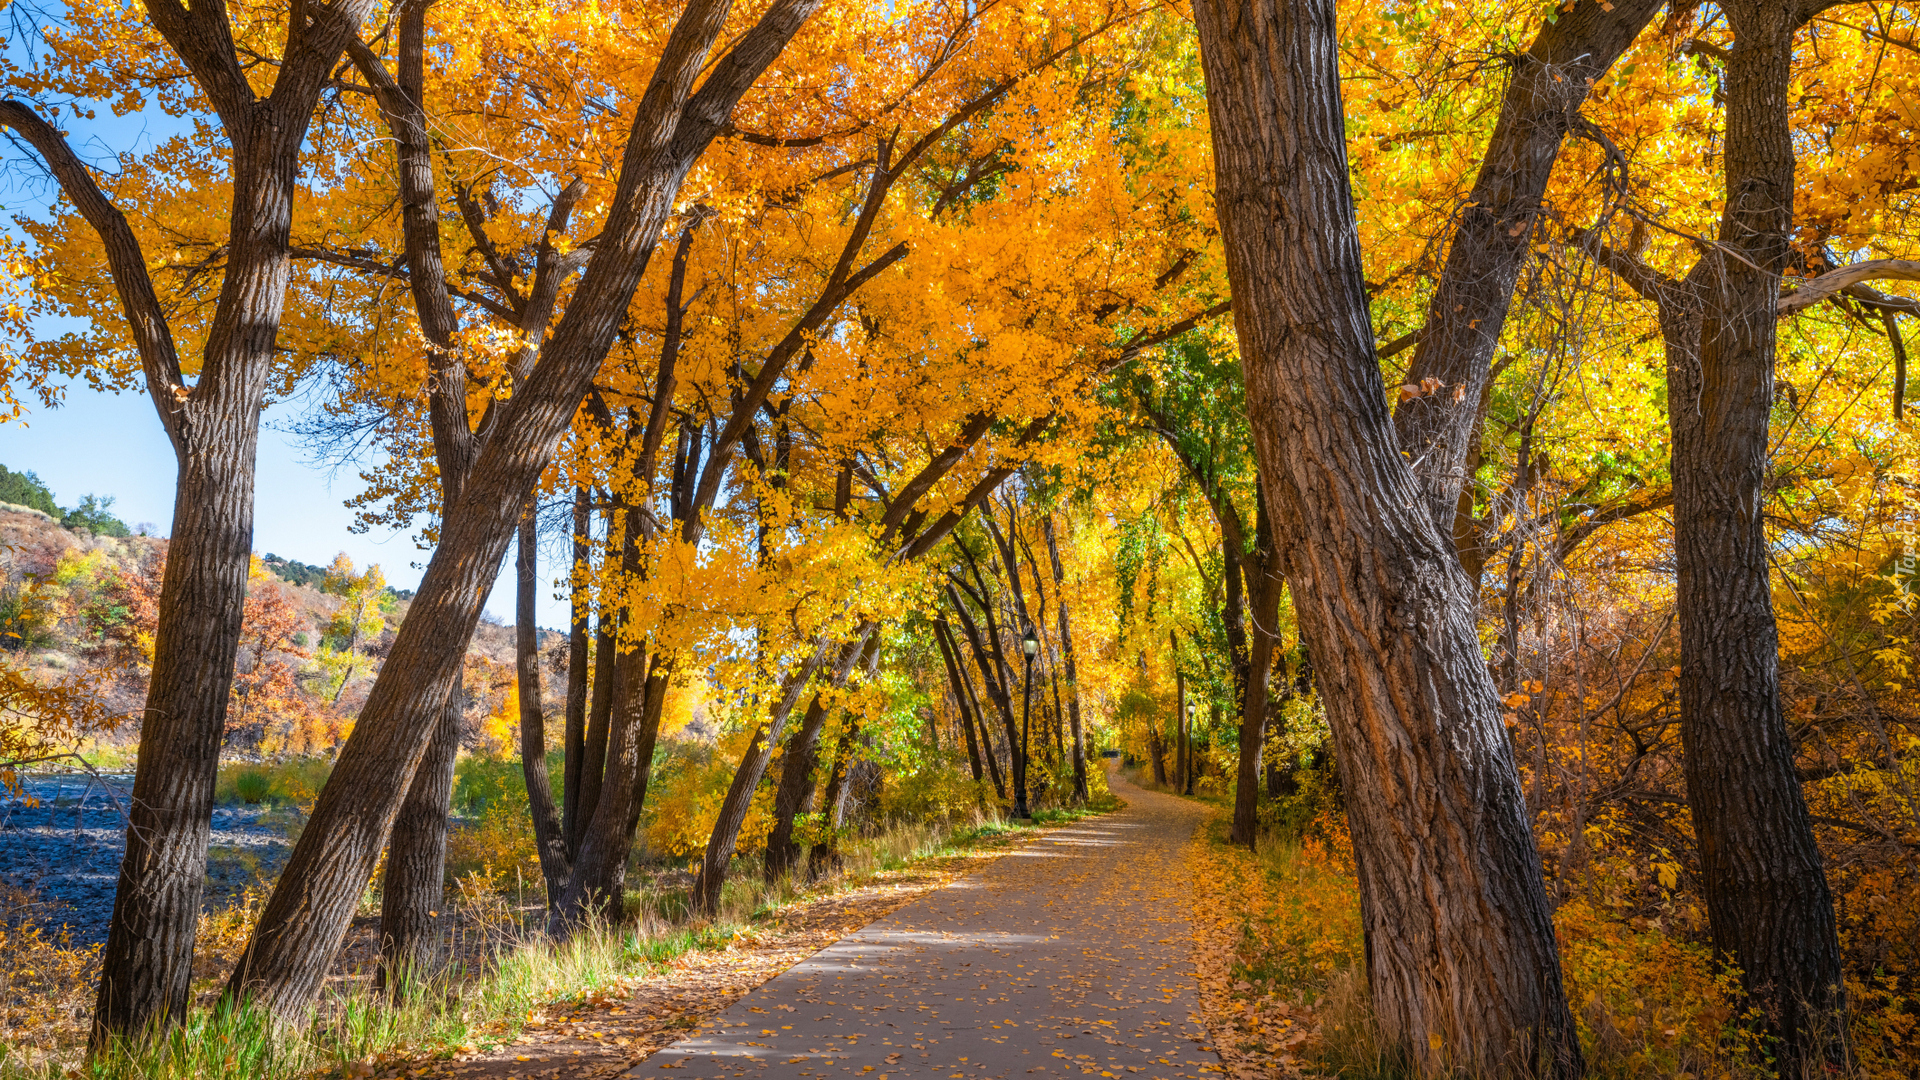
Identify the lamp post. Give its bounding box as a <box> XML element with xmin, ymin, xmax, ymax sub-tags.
<box><xmin>1018</xmin><ymin>626</ymin><xmax>1038</xmax><ymax>819</ymax></box>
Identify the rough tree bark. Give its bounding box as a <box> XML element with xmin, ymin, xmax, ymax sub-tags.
<box><xmin>1668</xmin><ymin>0</ymin><xmax>1850</xmax><ymax>1064</ymax></box>
<box><xmin>224</xmin><ymin>0</ymin><xmax>828</xmax><ymax>1016</ymax></box>
<box><xmin>1189</xmin><ymin>0</ymin><xmax>1582</xmax><ymax>1071</ymax></box>
<box><xmin>348</xmin><ymin>0</ymin><xmax>582</xmax><ymax>975</ymax></box>
<box><xmin>0</xmin><ymin>0</ymin><xmax>384</xmax><ymax>1047</ymax></box>
<box><xmin>373</xmin><ymin>680</ymin><xmax>461</xmax><ymax>995</ymax></box>
<box><xmin>1388</xmin><ymin>0</ymin><xmax>1666</xmax><ymax>540</ymax></box>
<box><xmin>1575</xmin><ymin>2</ymin><xmax>1853</xmax><ymax>1062</ymax></box>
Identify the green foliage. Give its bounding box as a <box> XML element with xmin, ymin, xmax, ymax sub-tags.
<box><xmin>213</xmin><ymin>758</ymin><xmax>333</xmax><ymax>808</ymax></box>
<box><xmin>451</xmin><ymin>754</ymin><xmax>533</xmax><ymax>814</ymax></box>
<box><xmin>59</xmin><ymin>495</ymin><xmax>129</xmax><ymax>538</ymax></box>
<box><xmin>0</xmin><ymin>465</ymin><xmax>57</xmax><ymax>517</ymax></box>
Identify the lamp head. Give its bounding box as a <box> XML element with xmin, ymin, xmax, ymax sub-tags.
<box><xmin>1022</xmin><ymin>627</ymin><xmax>1039</xmax><ymax>657</ymax></box>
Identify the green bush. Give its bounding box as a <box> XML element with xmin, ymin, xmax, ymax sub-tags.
<box><xmin>231</xmin><ymin>769</ymin><xmax>271</xmax><ymax>804</ymax></box>
<box><xmin>214</xmin><ymin>758</ymin><xmax>333</xmax><ymax>807</ymax></box>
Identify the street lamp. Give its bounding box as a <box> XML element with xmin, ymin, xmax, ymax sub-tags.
<box><xmin>1017</xmin><ymin>626</ymin><xmax>1038</xmax><ymax>819</ymax></box>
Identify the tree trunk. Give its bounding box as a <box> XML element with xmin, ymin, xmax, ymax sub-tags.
<box><xmin>762</xmin><ymin>695</ymin><xmax>831</xmax><ymax>882</ymax></box>
<box><xmin>948</xmin><ymin>586</ymin><xmax>1022</xmax><ymax>812</ymax></box>
<box><xmin>949</xmin><ymin>618</ymin><xmax>1004</xmax><ymax>800</ymax></box>
<box><xmin>806</xmin><ymin>716</ymin><xmax>861</xmax><ymax>880</ymax></box>
<box><xmin>1263</xmin><ymin>704</ymin><xmax>1289</xmax><ymax>800</ymax></box>
<box><xmin>518</xmin><ymin>502</ymin><xmax>571</xmax><ymax>906</ymax></box>
<box><xmin>763</xmin><ymin>630</ymin><xmax>884</xmax><ymax>881</ymax></box>
<box><xmin>1173</xmin><ymin>659</ymin><xmax>1187</xmax><ymax>793</ymax></box>
<box><xmin>551</xmin><ymin>651</ymin><xmax>668</xmax><ymax>930</ymax></box>
<box><xmin>1189</xmin><ymin>0</ymin><xmax>1582</xmax><ymax>1071</ymax></box>
<box><xmin>691</xmin><ymin>635</ymin><xmax>848</xmax><ymax>916</ymax></box>
<box><xmin>374</xmin><ymin>679</ymin><xmax>461</xmax><ymax>996</ymax></box>
<box><xmin>1232</xmin><ymin>506</ymin><xmax>1282</xmax><ymax>848</ymax></box>
<box><xmin>77</xmin><ymin>0</ymin><xmax>386</xmax><ymax>1039</ymax></box>
<box><xmin>1147</xmin><ymin>722</ymin><xmax>1167</xmax><ymax>786</ymax></box>
<box><xmin>92</xmin><ymin>443</ymin><xmax>263</xmax><ymax>1047</ymax></box>
<box><xmin>1388</xmin><ymin>0</ymin><xmax>1666</xmax><ymax>537</ymax></box>
<box><xmin>562</xmin><ymin>489</ymin><xmax>591</xmax><ymax>856</ymax></box>
<box><xmin>224</xmin><ymin>0</ymin><xmax>826</xmax><ymax>1016</ymax></box>
<box><xmin>1043</xmin><ymin>514</ymin><xmax>1089</xmax><ymax>802</ymax></box>
<box><xmin>1668</xmin><ymin>0</ymin><xmax>1848</xmax><ymax>1065</ymax></box>
<box><xmin>934</xmin><ymin>619</ymin><xmax>988</xmax><ymax>791</ymax></box>
<box><xmin>768</xmin><ymin>630</ymin><xmax>879</xmax><ymax>883</ymax></box>
<box><xmin>574</xmin><ymin>590</ymin><xmax>619</xmax><ymax>854</ymax></box>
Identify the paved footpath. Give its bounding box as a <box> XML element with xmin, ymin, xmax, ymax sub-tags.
<box><xmin>633</xmin><ymin>770</ymin><xmax>1222</xmax><ymax>1080</ymax></box>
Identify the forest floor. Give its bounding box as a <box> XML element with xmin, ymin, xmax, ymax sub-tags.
<box><xmin>386</xmin><ymin>771</ymin><xmax>1226</xmax><ymax>1080</ymax></box>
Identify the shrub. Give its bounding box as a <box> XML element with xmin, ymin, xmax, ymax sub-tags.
<box><xmin>213</xmin><ymin>758</ymin><xmax>332</xmax><ymax>808</ymax></box>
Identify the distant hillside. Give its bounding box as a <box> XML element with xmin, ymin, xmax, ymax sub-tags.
<box><xmin>262</xmin><ymin>552</ymin><xmax>415</xmax><ymax>600</ymax></box>
<box><xmin>1</xmin><ymin>505</ymin><xmax>560</xmax><ymax>758</ymax></box>
<box><xmin>0</xmin><ymin>462</ymin><xmax>137</xmax><ymax>538</ymax></box>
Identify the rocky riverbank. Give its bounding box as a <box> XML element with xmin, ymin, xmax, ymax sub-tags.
<box><xmin>0</xmin><ymin>773</ymin><xmax>294</xmax><ymax>947</ymax></box>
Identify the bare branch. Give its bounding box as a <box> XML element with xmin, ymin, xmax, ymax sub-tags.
<box><xmin>1777</xmin><ymin>259</ymin><xmax>1920</xmax><ymax>315</ymax></box>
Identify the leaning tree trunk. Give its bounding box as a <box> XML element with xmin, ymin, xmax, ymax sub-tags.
<box><xmin>1388</xmin><ymin>0</ymin><xmax>1666</xmax><ymax>536</ymax></box>
<box><xmin>763</xmin><ymin>695</ymin><xmax>831</xmax><ymax>882</ymax></box>
<box><xmin>1669</xmin><ymin>0</ymin><xmax>1848</xmax><ymax>1067</ymax></box>
<box><xmin>1189</xmin><ymin>0</ymin><xmax>1582</xmax><ymax>1072</ymax></box>
<box><xmin>551</xmin><ymin>650</ymin><xmax>669</xmax><ymax>931</ymax></box>
<box><xmin>690</xmin><ymin>635</ymin><xmax>847</xmax><ymax>916</ymax></box>
<box><xmin>765</xmin><ymin>633</ymin><xmax>883</xmax><ymax>880</ymax></box>
<box><xmin>374</xmin><ymin>679</ymin><xmax>462</xmax><ymax>996</ymax></box>
<box><xmin>806</xmin><ymin>716</ymin><xmax>862</xmax><ymax>880</ymax></box>
<box><xmin>221</xmin><ymin>0</ymin><xmax>826</xmax><ymax>1017</ymax></box>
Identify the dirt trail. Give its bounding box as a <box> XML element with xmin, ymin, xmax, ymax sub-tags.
<box><xmin>634</xmin><ymin>771</ymin><xmax>1221</xmax><ymax>1080</ymax></box>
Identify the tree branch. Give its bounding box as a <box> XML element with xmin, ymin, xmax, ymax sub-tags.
<box><xmin>1777</xmin><ymin>259</ymin><xmax>1920</xmax><ymax>315</ymax></box>
<box><xmin>0</xmin><ymin>98</ymin><xmax>189</xmax><ymax>453</ymax></box>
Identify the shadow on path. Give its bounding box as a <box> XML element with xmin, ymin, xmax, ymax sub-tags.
<box><xmin>632</xmin><ymin>769</ymin><xmax>1221</xmax><ymax>1079</ymax></box>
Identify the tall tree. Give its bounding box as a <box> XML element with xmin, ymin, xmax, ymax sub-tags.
<box><xmin>1</xmin><ymin>0</ymin><xmax>383</xmax><ymax>1046</ymax></box>
<box><xmin>223</xmin><ymin>0</ymin><xmax>828</xmax><ymax>1017</ymax></box>
<box><xmin>1387</xmin><ymin>0</ymin><xmax>1667</xmax><ymax>544</ymax></box>
<box><xmin>1189</xmin><ymin>0</ymin><xmax>1582</xmax><ymax>1073</ymax></box>
<box><xmin>1576</xmin><ymin>0</ymin><xmax>1894</xmax><ymax>1062</ymax></box>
